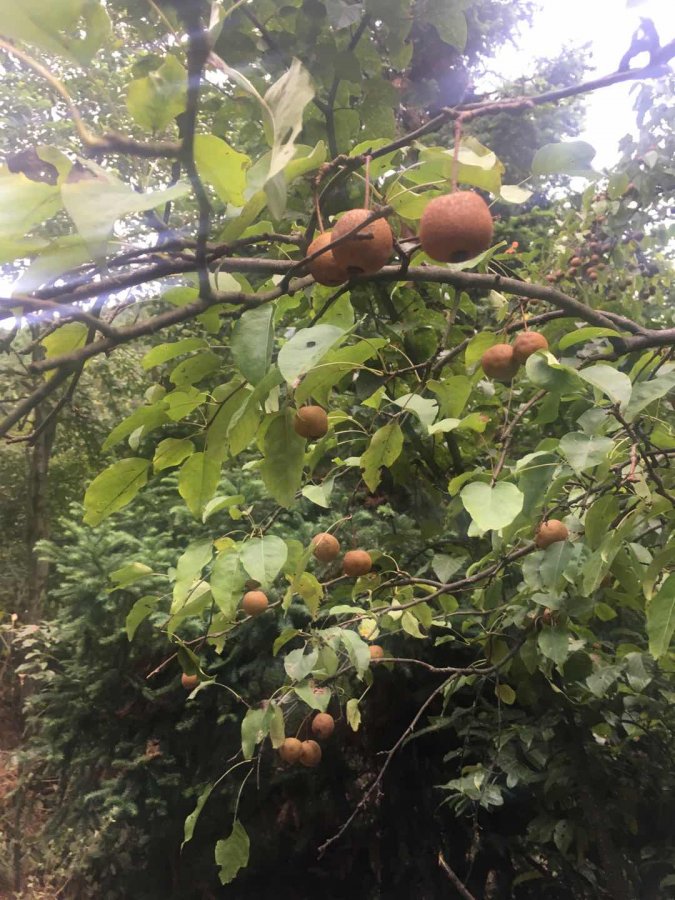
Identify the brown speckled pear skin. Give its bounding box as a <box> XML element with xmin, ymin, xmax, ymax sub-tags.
<box><xmin>480</xmin><ymin>344</ymin><xmax>519</xmax><ymax>381</ymax></box>
<box><xmin>312</xmin><ymin>532</ymin><xmax>340</xmax><ymax>562</ymax></box>
<box><xmin>535</xmin><ymin>519</ymin><xmax>569</xmax><ymax>549</ymax></box>
<box><xmin>331</xmin><ymin>209</ymin><xmax>393</xmax><ymax>274</ymax></box>
<box><xmin>307</xmin><ymin>231</ymin><xmax>349</xmax><ymax>286</ymax></box>
<box><xmin>419</xmin><ymin>191</ymin><xmax>493</xmax><ymax>262</ymax></box>
<box><xmin>343</xmin><ymin>550</ymin><xmax>373</xmax><ymax>576</ymax></box>
<box><xmin>293</xmin><ymin>406</ymin><xmax>328</xmax><ymax>439</ymax></box>
<box><xmin>512</xmin><ymin>331</ymin><xmax>549</xmax><ymax>364</ymax></box>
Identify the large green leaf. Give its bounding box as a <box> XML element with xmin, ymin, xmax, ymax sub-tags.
<box><xmin>537</xmin><ymin>627</ymin><xmax>570</xmax><ymax>667</ymax></box>
<box><xmin>361</xmin><ymin>422</ymin><xmax>404</xmax><ymax>492</ymax></box>
<box><xmin>559</xmin><ymin>433</ymin><xmax>614</xmax><ymax>474</ymax></box>
<box><xmin>647</xmin><ymin>574</ymin><xmax>675</xmax><ymax>659</ymax></box>
<box><xmin>183</xmin><ymin>783</ymin><xmax>214</xmax><ymax>848</ymax></box>
<box><xmin>62</xmin><ymin>173</ymin><xmax>190</xmax><ymax>248</ymax></box>
<box><xmin>284</xmin><ymin>646</ymin><xmax>319</xmax><ymax>682</ymax></box>
<box><xmin>172</xmin><ymin>539</ymin><xmax>213</xmax><ymax>610</ymax></box>
<box><xmin>579</xmin><ymin>365</ymin><xmax>632</xmax><ymax>410</ymax></box>
<box><xmin>0</xmin><ymin>169</ymin><xmax>61</xmax><ymax>239</ymax></box>
<box><xmin>210</xmin><ymin>548</ymin><xmax>247</xmax><ymax>618</ymax></box>
<box><xmin>260</xmin><ymin>411</ymin><xmax>306</xmax><ymax>508</ymax></box>
<box><xmin>153</xmin><ymin>438</ymin><xmax>195</xmax><ymax>472</ymax></box>
<box><xmin>126</xmin><ymin>56</ymin><xmax>186</xmax><ymax>132</ymax></box>
<box><xmin>265</xmin><ymin>58</ymin><xmax>315</xmax><ymax>181</ymax></box>
<box><xmin>277</xmin><ymin>325</ymin><xmax>346</xmax><ymax>385</ymax></box>
<box><xmin>194</xmin><ymin>134</ymin><xmax>250</xmax><ymax>207</ymax></box>
<box><xmin>83</xmin><ymin>458</ymin><xmax>151</xmax><ymax>527</ymax></box>
<box><xmin>240</xmin><ymin>536</ymin><xmax>288</xmax><ymax>587</ymax></box>
<box><xmin>460</xmin><ymin>482</ymin><xmax>524</xmax><ymax>532</ymax></box>
<box><xmin>0</xmin><ymin>0</ymin><xmax>110</xmax><ymax>64</ymax></box>
<box><xmin>102</xmin><ymin>403</ymin><xmax>169</xmax><ymax>451</ymax></box>
<box><xmin>295</xmin><ymin>339</ymin><xmax>387</xmax><ymax>405</ymax></box>
<box><xmin>231</xmin><ymin>306</ymin><xmax>275</xmax><ymax>385</ymax></box>
<box><xmin>215</xmin><ymin>821</ymin><xmax>250</xmax><ymax>885</ymax></box>
<box><xmin>240</xmin><ymin>708</ymin><xmax>268</xmax><ymax>760</ymax></box>
<box><xmin>142</xmin><ymin>338</ymin><xmax>208</xmax><ymax>370</ymax></box>
<box><xmin>624</xmin><ymin>369</ymin><xmax>675</xmax><ymax>422</ymax></box>
<box><xmin>178</xmin><ymin>453</ymin><xmax>220</xmax><ymax>518</ymax></box>
<box><xmin>531</xmin><ymin>141</ymin><xmax>596</xmax><ymax>177</ymax></box>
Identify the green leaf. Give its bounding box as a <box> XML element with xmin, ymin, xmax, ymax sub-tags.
<box><xmin>302</xmin><ymin>477</ymin><xmax>335</xmax><ymax>508</ymax></box>
<box><xmin>294</xmin><ymin>682</ymin><xmax>331</xmax><ymax>711</ymax></box>
<box><xmin>165</xmin><ymin>387</ymin><xmax>208</xmax><ymax>422</ymax></box>
<box><xmin>202</xmin><ymin>494</ymin><xmax>245</xmax><ymax>522</ymax></box>
<box><xmin>293</xmin><ymin>572</ymin><xmax>324</xmax><ymax>617</ymax></box>
<box><xmin>361</xmin><ymin>423</ymin><xmax>404</xmax><ymax>493</ymax></box>
<box><xmin>495</xmin><ymin>683</ymin><xmax>516</xmax><ymax>705</ymax></box>
<box><xmin>41</xmin><ymin>322</ymin><xmax>88</xmax><ymax>360</ymax></box>
<box><xmin>465</xmin><ymin>331</ymin><xmax>497</xmax><ymax>373</ymax></box>
<box><xmin>260</xmin><ymin>411</ymin><xmax>306</xmax><ymax>508</ymax></box>
<box><xmin>284</xmin><ymin>646</ymin><xmax>319</xmax><ymax>682</ymax></box>
<box><xmin>647</xmin><ymin>574</ymin><xmax>675</xmax><ymax>659</ymax></box>
<box><xmin>273</xmin><ymin>628</ymin><xmax>300</xmax><ymax>656</ymax></box>
<box><xmin>215</xmin><ymin>821</ymin><xmax>250</xmax><ymax>885</ymax></box>
<box><xmin>531</xmin><ymin>141</ymin><xmax>596</xmax><ymax>177</ymax></box>
<box><xmin>499</xmin><ymin>184</ymin><xmax>533</xmax><ymax>204</ymax></box>
<box><xmin>153</xmin><ymin>438</ymin><xmax>195</xmax><ymax>472</ymax></box>
<box><xmin>277</xmin><ymin>325</ymin><xmax>346</xmax><ymax>385</ymax></box>
<box><xmin>231</xmin><ymin>306</ymin><xmax>275</xmax><ymax>385</ymax></box>
<box><xmin>340</xmin><ymin>630</ymin><xmax>370</xmax><ymax>678</ymax></box>
<box><xmin>125</xmin><ymin>595</ymin><xmax>159</xmax><ymax>641</ymax></box>
<box><xmin>178</xmin><ymin>453</ymin><xmax>220</xmax><ymax>518</ymax></box>
<box><xmin>102</xmin><ymin>403</ymin><xmax>169</xmax><ymax>451</ymax></box>
<box><xmin>142</xmin><ymin>337</ymin><xmax>207</xmax><ymax>370</ymax></box>
<box><xmin>346</xmin><ymin>698</ymin><xmax>361</xmax><ymax>731</ymax></box>
<box><xmin>432</xmin><ymin>552</ymin><xmax>466</xmax><ymax>583</ymax></box>
<box><xmin>558</xmin><ymin>328</ymin><xmax>621</xmax><ymax>351</ymax></box>
<box><xmin>0</xmin><ymin>0</ymin><xmax>110</xmax><ymax>64</ymax></box>
<box><xmin>624</xmin><ymin>370</ymin><xmax>675</xmax><ymax>422</ymax></box>
<box><xmin>62</xmin><ymin>173</ymin><xmax>190</xmax><ymax>249</ymax></box>
<box><xmin>172</xmin><ymin>540</ymin><xmax>213</xmax><ymax>610</ymax></box>
<box><xmin>460</xmin><ymin>482</ymin><xmax>524</xmax><ymax>532</ymax></box>
<box><xmin>584</xmin><ymin>495</ymin><xmax>620</xmax><ymax>551</ymax></box>
<box><xmin>210</xmin><ymin>549</ymin><xmax>247</xmax><ymax>618</ymax></box>
<box><xmin>537</xmin><ymin>627</ymin><xmax>569</xmax><ymax>667</ymax></box>
<box><xmin>295</xmin><ymin>339</ymin><xmax>386</xmax><ymax>406</ymax></box>
<box><xmin>586</xmin><ymin>665</ymin><xmax>621</xmax><ymax>697</ymax></box>
<box><xmin>183</xmin><ymin>783</ymin><xmax>214</xmax><ymax>848</ymax></box>
<box><xmin>525</xmin><ymin>353</ymin><xmax>583</xmax><ymax>393</ymax></box>
<box><xmin>170</xmin><ymin>352</ymin><xmax>221</xmax><ymax>388</ymax></box>
<box><xmin>393</xmin><ymin>393</ymin><xmax>438</xmax><ymax>427</ymax></box>
<box><xmin>126</xmin><ymin>56</ymin><xmax>186</xmax><ymax>132</ymax></box>
<box><xmin>83</xmin><ymin>458</ymin><xmax>151</xmax><ymax>526</ymax></box>
<box><xmin>110</xmin><ymin>562</ymin><xmax>154</xmax><ymax>590</ymax></box>
<box><xmin>265</xmin><ymin>58</ymin><xmax>315</xmax><ymax>181</ymax></box>
<box><xmin>194</xmin><ymin>134</ymin><xmax>250</xmax><ymax>207</ymax></box>
<box><xmin>0</xmin><ymin>170</ymin><xmax>61</xmax><ymax>239</ymax></box>
<box><xmin>241</xmin><ymin>708</ymin><xmax>268</xmax><ymax>760</ymax></box>
<box><xmin>240</xmin><ymin>536</ymin><xmax>288</xmax><ymax>587</ymax></box>
<box><xmin>579</xmin><ymin>365</ymin><xmax>632</xmax><ymax>409</ymax></box>
<box><xmin>559</xmin><ymin>432</ymin><xmax>614</xmax><ymax>474</ymax></box>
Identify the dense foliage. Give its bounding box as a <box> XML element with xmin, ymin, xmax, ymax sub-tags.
<box><xmin>1</xmin><ymin>1</ymin><xmax>674</xmax><ymax>898</ymax></box>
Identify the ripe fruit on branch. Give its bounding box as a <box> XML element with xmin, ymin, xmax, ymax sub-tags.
<box><xmin>279</xmin><ymin>737</ymin><xmax>303</xmax><ymax>764</ymax></box>
<box><xmin>242</xmin><ymin>590</ymin><xmax>269</xmax><ymax>616</ymax></box>
<box><xmin>512</xmin><ymin>331</ymin><xmax>548</xmax><ymax>365</ymax></box>
<box><xmin>480</xmin><ymin>344</ymin><xmax>519</xmax><ymax>381</ymax></box>
<box><xmin>299</xmin><ymin>739</ymin><xmax>322</xmax><ymax>767</ymax></box>
<box><xmin>535</xmin><ymin>519</ymin><xmax>569</xmax><ymax>549</ymax></box>
<box><xmin>369</xmin><ymin>645</ymin><xmax>384</xmax><ymax>660</ymax></box>
<box><xmin>294</xmin><ymin>405</ymin><xmax>328</xmax><ymax>439</ymax></box>
<box><xmin>181</xmin><ymin>673</ymin><xmax>199</xmax><ymax>690</ymax></box>
<box><xmin>331</xmin><ymin>209</ymin><xmax>393</xmax><ymax>274</ymax></box>
<box><xmin>419</xmin><ymin>191</ymin><xmax>493</xmax><ymax>262</ymax></box>
<box><xmin>311</xmin><ymin>712</ymin><xmax>335</xmax><ymax>739</ymax></box>
<box><xmin>343</xmin><ymin>550</ymin><xmax>373</xmax><ymax>576</ymax></box>
<box><xmin>312</xmin><ymin>532</ymin><xmax>340</xmax><ymax>562</ymax></box>
<box><xmin>306</xmin><ymin>231</ymin><xmax>349</xmax><ymax>286</ymax></box>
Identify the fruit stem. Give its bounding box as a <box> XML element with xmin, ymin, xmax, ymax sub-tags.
<box><xmin>364</xmin><ymin>154</ymin><xmax>372</xmax><ymax>209</ymax></box>
<box><xmin>451</xmin><ymin>116</ymin><xmax>465</xmax><ymax>192</ymax></box>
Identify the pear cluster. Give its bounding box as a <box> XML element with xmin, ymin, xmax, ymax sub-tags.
<box><xmin>307</xmin><ymin>190</ymin><xmax>494</xmax><ymax>287</ymax></box>
<box><xmin>480</xmin><ymin>331</ymin><xmax>548</xmax><ymax>382</ymax></box>
<box><xmin>310</xmin><ymin>533</ymin><xmax>373</xmax><ymax>578</ymax></box>
<box><xmin>278</xmin><ymin>711</ymin><xmax>336</xmax><ymax>768</ymax></box>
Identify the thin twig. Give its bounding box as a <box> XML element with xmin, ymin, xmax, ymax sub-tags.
<box><xmin>438</xmin><ymin>852</ymin><xmax>478</xmax><ymax>900</ymax></box>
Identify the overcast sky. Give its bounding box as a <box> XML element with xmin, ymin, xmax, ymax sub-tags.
<box><xmin>492</xmin><ymin>0</ymin><xmax>673</xmax><ymax>168</ymax></box>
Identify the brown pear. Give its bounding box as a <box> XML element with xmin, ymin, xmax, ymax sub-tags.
<box><xmin>343</xmin><ymin>550</ymin><xmax>373</xmax><ymax>577</ymax></box>
<box><xmin>294</xmin><ymin>406</ymin><xmax>328</xmax><ymax>440</ymax></box>
<box><xmin>279</xmin><ymin>737</ymin><xmax>303</xmax><ymax>764</ymax></box>
<box><xmin>312</xmin><ymin>533</ymin><xmax>340</xmax><ymax>562</ymax></box>
<box><xmin>242</xmin><ymin>590</ymin><xmax>269</xmax><ymax>616</ymax></box>
<box><xmin>306</xmin><ymin>231</ymin><xmax>349</xmax><ymax>286</ymax></box>
<box><xmin>181</xmin><ymin>673</ymin><xmax>200</xmax><ymax>690</ymax></box>
<box><xmin>331</xmin><ymin>209</ymin><xmax>393</xmax><ymax>274</ymax></box>
<box><xmin>512</xmin><ymin>332</ymin><xmax>548</xmax><ymax>365</ymax></box>
<box><xmin>311</xmin><ymin>712</ymin><xmax>335</xmax><ymax>740</ymax></box>
<box><xmin>480</xmin><ymin>344</ymin><xmax>519</xmax><ymax>381</ymax></box>
<box><xmin>419</xmin><ymin>191</ymin><xmax>493</xmax><ymax>262</ymax></box>
<box><xmin>369</xmin><ymin>645</ymin><xmax>384</xmax><ymax>660</ymax></box>
<box><xmin>299</xmin><ymin>739</ymin><xmax>322</xmax><ymax>767</ymax></box>
<box><xmin>535</xmin><ymin>519</ymin><xmax>569</xmax><ymax>549</ymax></box>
